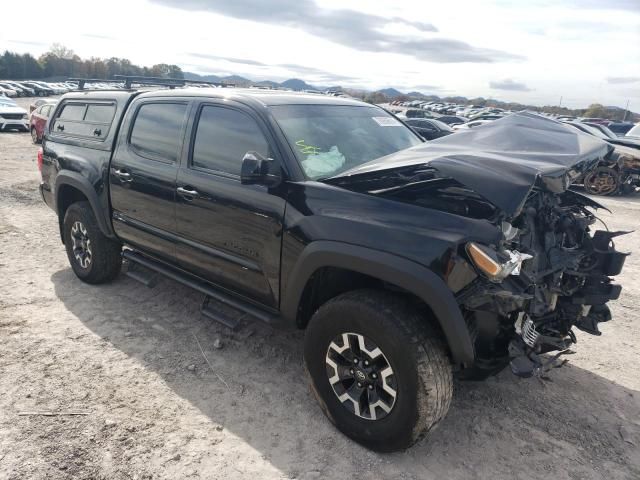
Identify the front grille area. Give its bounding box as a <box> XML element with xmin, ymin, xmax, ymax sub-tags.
<box><xmin>1</xmin><ymin>114</ymin><xmax>25</xmax><ymax>120</ymax></box>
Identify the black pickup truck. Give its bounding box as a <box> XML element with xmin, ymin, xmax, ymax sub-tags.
<box><xmin>39</xmin><ymin>86</ymin><xmax>627</xmax><ymax>451</ymax></box>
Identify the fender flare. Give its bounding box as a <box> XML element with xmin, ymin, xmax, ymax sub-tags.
<box><xmin>54</xmin><ymin>171</ymin><xmax>115</xmax><ymax>239</ymax></box>
<box><xmin>281</xmin><ymin>241</ymin><xmax>474</xmax><ymax>365</ymax></box>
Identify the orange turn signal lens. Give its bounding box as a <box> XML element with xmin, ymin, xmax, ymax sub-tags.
<box><xmin>466</xmin><ymin>243</ymin><xmax>501</xmax><ymax>277</ymax></box>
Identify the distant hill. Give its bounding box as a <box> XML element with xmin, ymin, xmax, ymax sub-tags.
<box><xmin>221</xmin><ymin>75</ymin><xmax>252</xmax><ymax>85</ymax></box>
<box><xmin>183</xmin><ymin>72</ymin><xmax>222</xmax><ymax>83</ymax></box>
<box><xmin>280</xmin><ymin>78</ymin><xmax>318</xmax><ymax>91</ymax></box>
<box><xmin>253</xmin><ymin>80</ymin><xmax>280</xmax><ymax>88</ymax></box>
<box><xmin>184</xmin><ymin>72</ymin><xmax>320</xmax><ymax>90</ymax></box>
<box><xmin>377</xmin><ymin>88</ymin><xmax>404</xmax><ymax>98</ymax></box>
<box><xmin>183</xmin><ymin>72</ymin><xmax>252</xmax><ymax>85</ymax></box>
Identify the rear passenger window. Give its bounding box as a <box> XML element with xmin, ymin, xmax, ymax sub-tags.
<box><xmin>192</xmin><ymin>106</ymin><xmax>269</xmax><ymax>175</ymax></box>
<box><xmin>58</xmin><ymin>104</ymin><xmax>86</xmax><ymax>121</ymax></box>
<box><xmin>129</xmin><ymin>103</ymin><xmax>187</xmax><ymax>162</ymax></box>
<box><xmin>51</xmin><ymin>101</ymin><xmax>115</xmax><ymax>141</ymax></box>
<box><xmin>85</xmin><ymin>104</ymin><xmax>115</xmax><ymax>123</ymax></box>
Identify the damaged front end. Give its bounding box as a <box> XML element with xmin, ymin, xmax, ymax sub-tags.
<box><xmin>455</xmin><ymin>189</ymin><xmax>629</xmax><ymax>378</ymax></box>
<box><xmin>327</xmin><ymin>113</ymin><xmax>630</xmax><ymax>379</ymax></box>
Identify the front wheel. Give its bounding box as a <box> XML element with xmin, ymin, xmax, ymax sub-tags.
<box><xmin>304</xmin><ymin>290</ymin><xmax>453</xmax><ymax>452</ymax></box>
<box><xmin>63</xmin><ymin>201</ymin><xmax>122</xmax><ymax>284</ymax></box>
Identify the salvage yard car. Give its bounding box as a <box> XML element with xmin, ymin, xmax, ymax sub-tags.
<box><xmin>0</xmin><ymin>97</ymin><xmax>29</xmax><ymax>132</ymax></box>
<box><xmin>39</xmin><ymin>84</ymin><xmax>627</xmax><ymax>452</ymax></box>
<box><xmin>404</xmin><ymin>118</ymin><xmax>454</xmax><ymax>140</ymax></box>
<box><xmin>29</xmin><ymin>100</ymin><xmax>57</xmax><ymax>143</ymax></box>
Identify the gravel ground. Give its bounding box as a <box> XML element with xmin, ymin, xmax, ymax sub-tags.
<box><xmin>1</xmin><ymin>97</ymin><xmax>639</xmax><ymax>479</ymax></box>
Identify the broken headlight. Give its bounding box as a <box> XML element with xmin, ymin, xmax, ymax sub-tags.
<box><xmin>466</xmin><ymin>242</ymin><xmax>532</xmax><ymax>282</ymax></box>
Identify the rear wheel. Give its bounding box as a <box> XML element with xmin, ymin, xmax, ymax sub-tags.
<box><xmin>304</xmin><ymin>290</ymin><xmax>453</xmax><ymax>452</ymax></box>
<box><xmin>584</xmin><ymin>167</ymin><xmax>619</xmax><ymax>196</ymax></box>
<box><xmin>63</xmin><ymin>201</ymin><xmax>122</xmax><ymax>284</ymax></box>
<box><xmin>31</xmin><ymin>127</ymin><xmax>39</xmax><ymax>144</ymax></box>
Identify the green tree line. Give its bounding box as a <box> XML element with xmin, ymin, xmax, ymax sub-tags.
<box><xmin>0</xmin><ymin>44</ymin><xmax>183</xmax><ymax>80</ymax></box>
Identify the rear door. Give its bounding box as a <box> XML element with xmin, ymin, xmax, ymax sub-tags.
<box><xmin>174</xmin><ymin>100</ymin><xmax>286</xmax><ymax>307</ymax></box>
<box><xmin>110</xmin><ymin>99</ymin><xmax>189</xmax><ymax>262</ymax></box>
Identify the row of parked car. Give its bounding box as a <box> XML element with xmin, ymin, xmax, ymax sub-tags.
<box><xmin>391</xmin><ymin>99</ymin><xmax>637</xmax><ymax>137</ymax></box>
<box><xmin>391</xmin><ymin>99</ymin><xmax>507</xmax><ymax>122</ymax></box>
<box><xmin>0</xmin><ymin>80</ymin><xmax>78</xmax><ymax>97</ymax></box>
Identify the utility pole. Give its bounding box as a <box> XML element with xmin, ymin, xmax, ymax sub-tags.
<box><xmin>622</xmin><ymin>100</ymin><xmax>630</xmax><ymax>122</ymax></box>
<box><xmin>559</xmin><ymin>96</ymin><xmax>563</xmax><ymax>108</ymax></box>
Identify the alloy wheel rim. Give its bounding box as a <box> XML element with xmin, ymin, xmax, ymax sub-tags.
<box><xmin>71</xmin><ymin>221</ymin><xmax>92</xmax><ymax>268</ymax></box>
<box><xmin>31</xmin><ymin>128</ymin><xmax>37</xmax><ymax>143</ymax></box>
<box><xmin>325</xmin><ymin>332</ymin><xmax>397</xmax><ymax>420</ymax></box>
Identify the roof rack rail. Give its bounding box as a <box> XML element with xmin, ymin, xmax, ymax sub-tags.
<box><xmin>69</xmin><ymin>76</ymin><xmax>234</xmax><ymax>91</ymax></box>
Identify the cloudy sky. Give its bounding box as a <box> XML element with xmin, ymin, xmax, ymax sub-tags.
<box><xmin>3</xmin><ymin>0</ymin><xmax>640</xmax><ymax>108</ymax></box>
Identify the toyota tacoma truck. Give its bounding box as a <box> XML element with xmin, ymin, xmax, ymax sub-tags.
<box><xmin>39</xmin><ymin>84</ymin><xmax>628</xmax><ymax>452</ymax></box>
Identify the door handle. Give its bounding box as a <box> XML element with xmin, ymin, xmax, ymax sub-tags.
<box><xmin>177</xmin><ymin>186</ymin><xmax>199</xmax><ymax>199</ymax></box>
<box><xmin>93</xmin><ymin>128</ymin><xmax>102</xmax><ymax>136</ymax></box>
<box><xmin>56</xmin><ymin>124</ymin><xmax>64</xmax><ymax>131</ymax></box>
<box><xmin>113</xmin><ymin>168</ymin><xmax>132</xmax><ymax>182</ymax></box>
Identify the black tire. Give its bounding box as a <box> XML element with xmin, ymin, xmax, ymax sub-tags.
<box><xmin>304</xmin><ymin>289</ymin><xmax>453</xmax><ymax>452</ymax></box>
<box><xmin>31</xmin><ymin>127</ymin><xmax>40</xmax><ymax>144</ymax></box>
<box><xmin>63</xmin><ymin>201</ymin><xmax>122</xmax><ymax>284</ymax></box>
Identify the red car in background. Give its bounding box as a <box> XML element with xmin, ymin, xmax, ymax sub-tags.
<box><xmin>29</xmin><ymin>98</ymin><xmax>57</xmax><ymax>114</ymax></box>
<box><xmin>29</xmin><ymin>101</ymin><xmax>57</xmax><ymax>144</ymax></box>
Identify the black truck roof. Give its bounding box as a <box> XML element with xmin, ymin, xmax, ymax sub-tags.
<box><xmin>62</xmin><ymin>87</ymin><xmax>365</xmax><ymax>108</ymax></box>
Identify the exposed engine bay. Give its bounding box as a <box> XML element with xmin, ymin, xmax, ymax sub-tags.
<box><xmin>453</xmin><ymin>188</ymin><xmax>628</xmax><ymax>378</ymax></box>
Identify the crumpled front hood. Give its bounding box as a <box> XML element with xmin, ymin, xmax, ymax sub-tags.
<box><xmin>331</xmin><ymin>112</ymin><xmax>613</xmax><ymax>216</ymax></box>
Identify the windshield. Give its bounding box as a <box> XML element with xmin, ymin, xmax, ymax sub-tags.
<box><xmin>271</xmin><ymin>104</ymin><xmax>422</xmax><ymax>179</ymax></box>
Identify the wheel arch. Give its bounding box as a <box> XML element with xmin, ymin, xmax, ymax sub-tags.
<box><xmin>281</xmin><ymin>241</ymin><xmax>474</xmax><ymax>365</ymax></box>
<box><xmin>55</xmin><ymin>172</ymin><xmax>115</xmax><ymax>242</ymax></box>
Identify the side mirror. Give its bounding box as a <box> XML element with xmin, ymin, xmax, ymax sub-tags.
<box><xmin>240</xmin><ymin>151</ymin><xmax>282</xmax><ymax>187</ymax></box>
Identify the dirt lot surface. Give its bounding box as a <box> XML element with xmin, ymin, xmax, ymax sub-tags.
<box><xmin>1</xmin><ymin>97</ymin><xmax>639</xmax><ymax>479</ymax></box>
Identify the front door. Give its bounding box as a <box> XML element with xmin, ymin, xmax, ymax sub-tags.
<box><xmin>110</xmin><ymin>100</ymin><xmax>189</xmax><ymax>262</ymax></box>
<box><xmin>174</xmin><ymin>102</ymin><xmax>286</xmax><ymax>307</ymax></box>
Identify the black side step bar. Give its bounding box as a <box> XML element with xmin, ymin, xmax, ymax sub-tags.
<box><xmin>125</xmin><ymin>262</ymin><xmax>158</xmax><ymax>287</ymax></box>
<box><xmin>200</xmin><ymin>297</ymin><xmax>242</xmax><ymax>330</ymax></box>
<box><xmin>122</xmin><ymin>250</ymin><xmax>281</xmax><ymax>327</ymax></box>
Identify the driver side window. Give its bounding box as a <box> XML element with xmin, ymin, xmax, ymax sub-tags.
<box><xmin>191</xmin><ymin>106</ymin><xmax>270</xmax><ymax>176</ymax></box>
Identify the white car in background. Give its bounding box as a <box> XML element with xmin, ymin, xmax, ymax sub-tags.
<box><xmin>0</xmin><ymin>97</ymin><xmax>29</xmax><ymax>132</ymax></box>
<box><xmin>0</xmin><ymin>85</ymin><xmax>18</xmax><ymax>97</ymax></box>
